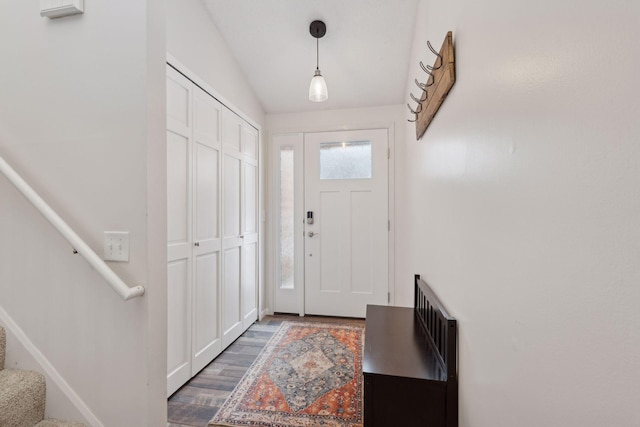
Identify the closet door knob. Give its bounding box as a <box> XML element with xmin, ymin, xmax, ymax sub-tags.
<box><xmin>194</xmin><ymin>242</ymin><xmax>200</xmax><ymax>247</ymax></box>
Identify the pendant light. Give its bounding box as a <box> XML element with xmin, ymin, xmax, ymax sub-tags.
<box><xmin>309</xmin><ymin>20</ymin><xmax>328</xmax><ymax>102</ymax></box>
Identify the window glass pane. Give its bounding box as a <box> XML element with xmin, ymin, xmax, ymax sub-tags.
<box><xmin>320</xmin><ymin>141</ymin><xmax>372</xmax><ymax>180</ymax></box>
<box><xmin>279</xmin><ymin>146</ymin><xmax>294</xmax><ymax>290</ymax></box>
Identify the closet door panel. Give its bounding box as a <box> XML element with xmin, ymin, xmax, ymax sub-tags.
<box><xmin>167</xmin><ymin>132</ymin><xmax>190</xmax><ymax>253</ymax></box>
<box><xmin>222</xmin><ymin>109</ymin><xmax>241</xmax><ymax>152</ymax></box>
<box><xmin>242</xmin><ymin>241</ymin><xmax>258</xmax><ymax>327</ymax></box>
<box><xmin>166</xmin><ymin>66</ymin><xmax>193</xmax><ymax>397</ymax></box>
<box><xmin>167</xmin><ymin>72</ymin><xmax>190</xmax><ymax>130</ymax></box>
<box><xmin>193</xmin><ymin>89</ymin><xmax>220</xmax><ymax>146</ymax></box>
<box><xmin>244</xmin><ymin>162</ymin><xmax>257</xmax><ymax>234</ymax></box>
<box><xmin>167</xmin><ymin>259</ymin><xmax>191</xmax><ymax>396</ymax></box>
<box><xmin>194</xmin><ymin>144</ymin><xmax>219</xmax><ymax>243</ymax></box>
<box><xmin>223</xmin><ymin>247</ymin><xmax>242</xmax><ymax>346</ymax></box>
<box><xmin>222</xmin><ymin>108</ymin><xmax>244</xmax><ymax>346</ymax></box>
<box><xmin>192</xmin><ymin>252</ymin><xmax>219</xmax><ymax>373</ymax></box>
<box><xmin>223</xmin><ymin>155</ymin><xmax>241</xmax><ymax>238</ymax></box>
<box><xmin>242</xmin><ymin>158</ymin><xmax>258</xmax><ymax>327</ymax></box>
<box><xmin>191</xmin><ymin>86</ymin><xmax>223</xmax><ymax>374</ymax></box>
<box><xmin>241</xmin><ymin>125</ymin><xmax>258</xmax><ymax>160</ymax></box>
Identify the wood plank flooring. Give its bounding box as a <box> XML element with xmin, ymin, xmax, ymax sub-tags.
<box><xmin>167</xmin><ymin>314</ymin><xmax>364</xmax><ymax>427</ymax></box>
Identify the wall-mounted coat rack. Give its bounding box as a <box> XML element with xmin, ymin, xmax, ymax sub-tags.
<box><xmin>408</xmin><ymin>31</ymin><xmax>456</xmax><ymax>140</ymax></box>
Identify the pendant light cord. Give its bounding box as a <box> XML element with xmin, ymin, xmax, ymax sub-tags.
<box><xmin>316</xmin><ymin>37</ymin><xmax>320</xmax><ymax>70</ymax></box>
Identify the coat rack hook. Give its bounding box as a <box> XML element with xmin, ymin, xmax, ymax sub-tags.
<box><xmin>421</xmin><ymin>61</ymin><xmax>439</xmax><ymax>72</ymax></box>
<box><xmin>407</xmin><ymin>102</ymin><xmax>422</xmax><ymax>115</ymax></box>
<box><xmin>414</xmin><ymin>78</ymin><xmax>427</xmax><ymax>90</ymax></box>
<box><xmin>411</xmin><ymin>92</ymin><xmax>426</xmax><ymax>104</ymax></box>
<box><xmin>427</xmin><ymin>40</ymin><xmax>443</xmax><ymax>68</ymax></box>
<box><xmin>420</xmin><ymin>61</ymin><xmax>435</xmax><ymax>75</ymax></box>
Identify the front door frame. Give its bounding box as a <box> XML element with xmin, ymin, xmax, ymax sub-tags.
<box><xmin>269</xmin><ymin>122</ymin><xmax>396</xmax><ymax>317</ymax></box>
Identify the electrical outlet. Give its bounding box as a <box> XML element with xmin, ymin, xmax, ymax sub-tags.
<box><xmin>104</xmin><ymin>231</ymin><xmax>130</xmax><ymax>262</ymax></box>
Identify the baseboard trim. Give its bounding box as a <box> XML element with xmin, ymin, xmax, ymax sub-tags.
<box><xmin>259</xmin><ymin>308</ymin><xmax>270</xmax><ymax>321</ymax></box>
<box><xmin>0</xmin><ymin>306</ymin><xmax>103</xmax><ymax>427</ymax></box>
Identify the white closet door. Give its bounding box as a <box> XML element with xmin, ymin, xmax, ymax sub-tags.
<box><xmin>191</xmin><ymin>87</ymin><xmax>223</xmax><ymax>374</ymax></box>
<box><xmin>221</xmin><ymin>109</ymin><xmax>244</xmax><ymax>347</ymax></box>
<box><xmin>166</xmin><ymin>66</ymin><xmax>193</xmax><ymax>396</ymax></box>
<box><xmin>167</xmin><ymin>64</ymin><xmax>260</xmax><ymax>394</ymax></box>
<box><xmin>241</xmin><ymin>124</ymin><xmax>259</xmax><ymax>329</ymax></box>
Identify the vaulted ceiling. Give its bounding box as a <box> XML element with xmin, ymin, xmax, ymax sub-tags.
<box><xmin>203</xmin><ymin>0</ymin><xmax>419</xmax><ymax>114</ymax></box>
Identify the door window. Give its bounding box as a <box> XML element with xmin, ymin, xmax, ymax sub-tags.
<box><xmin>319</xmin><ymin>141</ymin><xmax>372</xmax><ymax>180</ymax></box>
<box><xmin>279</xmin><ymin>146</ymin><xmax>295</xmax><ymax>290</ymax></box>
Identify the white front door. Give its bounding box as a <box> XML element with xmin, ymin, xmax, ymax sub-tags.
<box><xmin>304</xmin><ymin>129</ymin><xmax>389</xmax><ymax>317</ymax></box>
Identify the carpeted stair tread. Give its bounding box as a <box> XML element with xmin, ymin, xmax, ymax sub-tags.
<box><xmin>0</xmin><ymin>368</ymin><xmax>46</xmax><ymax>427</ymax></box>
<box><xmin>0</xmin><ymin>325</ymin><xmax>5</xmax><ymax>370</ymax></box>
<box><xmin>35</xmin><ymin>419</ymin><xmax>85</xmax><ymax>427</ymax></box>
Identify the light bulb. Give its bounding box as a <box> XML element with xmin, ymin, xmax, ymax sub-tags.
<box><xmin>309</xmin><ymin>69</ymin><xmax>328</xmax><ymax>102</ymax></box>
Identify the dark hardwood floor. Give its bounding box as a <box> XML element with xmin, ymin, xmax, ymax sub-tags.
<box><xmin>167</xmin><ymin>314</ymin><xmax>364</xmax><ymax>427</ymax></box>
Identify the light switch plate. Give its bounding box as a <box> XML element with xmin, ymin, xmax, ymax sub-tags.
<box><xmin>40</xmin><ymin>0</ymin><xmax>84</xmax><ymax>19</ymax></box>
<box><xmin>104</xmin><ymin>231</ymin><xmax>129</xmax><ymax>262</ymax></box>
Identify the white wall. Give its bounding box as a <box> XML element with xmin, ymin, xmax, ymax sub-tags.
<box><xmin>397</xmin><ymin>0</ymin><xmax>640</xmax><ymax>425</ymax></box>
<box><xmin>266</xmin><ymin>104</ymin><xmax>405</xmax><ymax>309</ymax></box>
<box><xmin>0</xmin><ymin>1</ymin><xmax>166</xmax><ymax>426</ymax></box>
<box><xmin>166</xmin><ymin>0</ymin><xmax>265</xmax><ymax>125</ymax></box>
<box><xmin>166</xmin><ymin>0</ymin><xmax>268</xmax><ymax>316</ymax></box>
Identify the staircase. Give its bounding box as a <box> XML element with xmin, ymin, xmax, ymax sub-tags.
<box><xmin>0</xmin><ymin>326</ymin><xmax>85</xmax><ymax>427</ymax></box>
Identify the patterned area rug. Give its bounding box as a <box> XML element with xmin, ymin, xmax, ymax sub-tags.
<box><xmin>209</xmin><ymin>322</ymin><xmax>364</xmax><ymax>427</ymax></box>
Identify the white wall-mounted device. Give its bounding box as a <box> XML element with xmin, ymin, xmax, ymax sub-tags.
<box><xmin>40</xmin><ymin>0</ymin><xmax>84</xmax><ymax>19</ymax></box>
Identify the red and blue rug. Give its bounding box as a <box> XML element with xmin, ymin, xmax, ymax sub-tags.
<box><xmin>209</xmin><ymin>322</ymin><xmax>364</xmax><ymax>427</ymax></box>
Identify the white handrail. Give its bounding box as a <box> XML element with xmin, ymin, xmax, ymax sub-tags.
<box><xmin>0</xmin><ymin>155</ymin><xmax>145</xmax><ymax>301</ymax></box>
